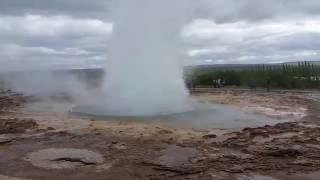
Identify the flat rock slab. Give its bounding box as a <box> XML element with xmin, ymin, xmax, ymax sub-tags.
<box><xmin>0</xmin><ymin>175</ymin><xmax>30</xmax><ymax>180</ymax></box>
<box><xmin>0</xmin><ymin>135</ymin><xmax>13</xmax><ymax>144</ymax></box>
<box><xmin>24</xmin><ymin>148</ymin><xmax>104</xmax><ymax>169</ymax></box>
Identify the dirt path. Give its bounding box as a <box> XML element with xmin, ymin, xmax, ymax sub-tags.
<box><xmin>0</xmin><ymin>90</ymin><xmax>320</xmax><ymax>180</ymax></box>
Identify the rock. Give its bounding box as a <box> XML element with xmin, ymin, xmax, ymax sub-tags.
<box><xmin>0</xmin><ymin>118</ymin><xmax>38</xmax><ymax>134</ymax></box>
<box><xmin>158</xmin><ymin>129</ymin><xmax>173</xmax><ymax>134</ymax></box>
<box><xmin>222</xmin><ymin>152</ymin><xmax>254</xmax><ymax>160</ymax></box>
<box><xmin>261</xmin><ymin>145</ymin><xmax>305</xmax><ymax>157</ymax></box>
<box><xmin>249</xmin><ymin>129</ymin><xmax>269</xmax><ymax>137</ymax></box>
<box><xmin>47</xmin><ymin>127</ymin><xmax>55</xmax><ymax>131</ymax></box>
<box><xmin>290</xmin><ymin>159</ymin><xmax>312</xmax><ymax>166</ymax></box>
<box><xmin>306</xmin><ymin>144</ymin><xmax>320</xmax><ymax>149</ymax></box>
<box><xmin>224</xmin><ymin>165</ymin><xmax>244</xmax><ymax>173</ymax></box>
<box><xmin>112</xmin><ymin>142</ymin><xmax>127</xmax><ymax>150</ymax></box>
<box><xmin>161</xmin><ymin>138</ymin><xmax>174</xmax><ymax>144</ymax></box>
<box><xmin>274</xmin><ymin>123</ymin><xmax>298</xmax><ymax>130</ymax></box>
<box><xmin>190</xmin><ymin>156</ymin><xmax>207</xmax><ymax>163</ymax></box>
<box><xmin>96</xmin><ymin>163</ymin><xmax>113</xmax><ymax>172</ymax></box>
<box><xmin>202</xmin><ymin>134</ymin><xmax>217</xmax><ymax>139</ymax></box>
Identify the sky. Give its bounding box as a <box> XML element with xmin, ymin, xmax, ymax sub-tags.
<box><xmin>1</xmin><ymin>0</ymin><xmax>320</xmax><ymax>71</ymax></box>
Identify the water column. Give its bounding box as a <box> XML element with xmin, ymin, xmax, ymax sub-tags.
<box><xmin>101</xmin><ymin>0</ymin><xmax>192</xmax><ymax>116</ymax></box>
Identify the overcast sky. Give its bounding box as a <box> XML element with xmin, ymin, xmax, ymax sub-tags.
<box><xmin>1</xmin><ymin>0</ymin><xmax>320</xmax><ymax>71</ymax></box>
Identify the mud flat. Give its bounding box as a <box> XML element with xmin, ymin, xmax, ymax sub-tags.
<box><xmin>0</xmin><ymin>89</ymin><xmax>320</xmax><ymax>180</ymax></box>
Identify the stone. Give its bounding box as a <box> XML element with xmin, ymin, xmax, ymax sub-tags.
<box><xmin>112</xmin><ymin>143</ymin><xmax>127</xmax><ymax>150</ymax></box>
<box><xmin>262</xmin><ymin>145</ymin><xmax>305</xmax><ymax>157</ymax></box>
<box><xmin>158</xmin><ymin>129</ymin><xmax>173</xmax><ymax>134</ymax></box>
<box><xmin>202</xmin><ymin>134</ymin><xmax>217</xmax><ymax>139</ymax></box>
<box><xmin>46</xmin><ymin>127</ymin><xmax>55</xmax><ymax>131</ymax></box>
<box><xmin>0</xmin><ymin>119</ymin><xmax>37</xmax><ymax>134</ymax></box>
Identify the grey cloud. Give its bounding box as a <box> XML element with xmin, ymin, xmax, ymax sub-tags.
<box><xmin>1</xmin><ymin>0</ymin><xmax>320</xmax><ymax>70</ymax></box>
<box><xmin>0</xmin><ymin>0</ymin><xmax>114</xmax><ymax>19</ymax></box>
<box><xmin>0</xmin><ymin>44</ymin><xmax>106</xmax><ymax>71</ymax></box>
<box><xmin>196</xmin><ymin>0</ymin><xmax>320</xmax><ymax>23</ymax></box>
<box><xmin>0</xmin><ymin>15</ymin><xmax>111</xmax><ymax>71</ymax></box>
<box><xmin>183</xmin><ymin>19</ymin><xmax>320</xmax><ymax>64</ymax></box>
<box><xmin>271</xmin><ymin>33</ymin><xmax>320</xmax><ymax>51</ymax></box>
<box><xmin>2</xmin><ymin>0</ymin><xmax>320</xmax><ymax>22</ymax></box>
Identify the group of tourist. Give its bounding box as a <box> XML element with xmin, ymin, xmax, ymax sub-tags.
<box><xmin>213</xmin><ymin>77</ymin><xmax>225</xmax><ymax>88</ymax></box>
<box><xmin>213</xmin><ymin>77</ymin><xmax>272</xmax><ymax>92</ymax></box>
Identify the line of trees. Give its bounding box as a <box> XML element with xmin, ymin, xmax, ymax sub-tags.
<box><xmin>186</xmin><ymin>62</ymin><xmax>320</xmax><ymax>89</ymax></box>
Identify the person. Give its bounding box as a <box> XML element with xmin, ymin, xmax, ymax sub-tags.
<box><xmin>266</xmin><ymin>79</ymin><xmax>271</xmax><ymax>92</ymax></box>
<box><xmin>213</xmin><ymin>79</ymin><xmax>218</xmax><ymax>88</ymax></box>
<box><xmin>248</xmin><ymin>79</ymin><xmax>256</xmax><ymax>91</ymax></box>
<box><xmin>217</xmin><ymin>78</ymin><xmax>221</xmax><ymax>88</ymax></box>
<box><xmin>220</xmin><ymin>77</ymin><xmax>225</xmax><ymax>87</ymax></box>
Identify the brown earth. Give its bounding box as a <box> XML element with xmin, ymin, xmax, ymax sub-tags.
<box><xmin>0</xmin><ymin>89</ymin><xmax>320</xmax><ymax>180</ymax></box>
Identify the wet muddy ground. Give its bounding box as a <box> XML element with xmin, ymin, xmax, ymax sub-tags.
<box><xmin>0</xmin><ymin>89</ymin><xmax>320</xmax><ymax>180</ymax></box>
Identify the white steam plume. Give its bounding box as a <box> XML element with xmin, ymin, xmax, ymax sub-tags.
<box><xmin>98</xmin><ymin>0</ymin><xmax>193</xmax><ymax>116</ymax></box>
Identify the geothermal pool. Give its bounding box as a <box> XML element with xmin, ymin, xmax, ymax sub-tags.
<box><xmin>71</xmin><ymin>101</ymin><xmax>277</xmax><ymax>129</ymax></box>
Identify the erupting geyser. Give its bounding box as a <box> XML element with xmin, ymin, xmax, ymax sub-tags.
<box><xmin>71</xmin><ymin>1</ymin><xmax>274</xmax><ymax>129</ymax></box>
<box><xmin>80</xmin><ymin>0</ymin><xmax>193</xmax><ymax>116</ymax></box>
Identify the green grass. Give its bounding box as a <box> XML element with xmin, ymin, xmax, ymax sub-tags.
<box><xmin>186</xmin><ymin>62</ymin><xmax>320</xmax><ymax>90</ymax></box>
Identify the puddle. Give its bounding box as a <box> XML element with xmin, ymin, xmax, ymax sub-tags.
<box><xmin>238</xmin><ymin>174</ymin><xmax>278</xmax><ymax>180</ymax></box>
<box><xmin>274</xmin><ymin>171</ymin><xmax>320</xmax><ymax>180</ymax></box>
<box><xmin>0</xmin><ymin>175</ymin><xmax>30</xmax><ymax>180</ymax></box>
<box><xmin>158</xmin><ymin>145</ymin><xmax>198</xmax><ymax>167</ymax></box>
<box><xmin>249</xmin><ymin>106</ymin><xmax>307</xmax><ymax>118</ymax></box>
<box><xmin>289</xmin><ymin>171</ymin><xmax>320</xmax><ymax>180</ymax></box>
<box><xmin>21</xmin><ymin>99</ymin><xmax>73</xmax><ymax>115</ymax></box>
<box><xmin>307</xmin><ymin>94</ymin><xmax>320</xmax><ymax>102</ymax></box>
